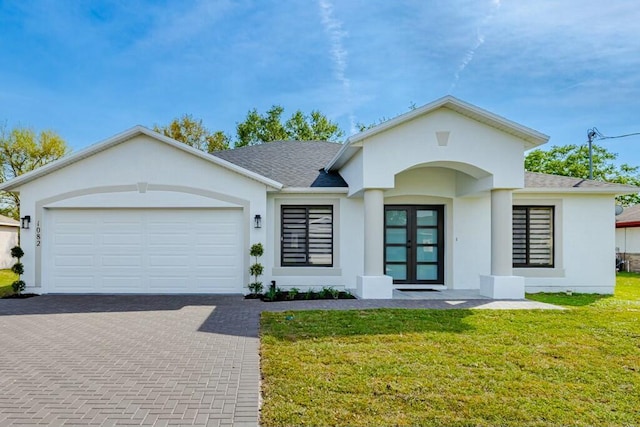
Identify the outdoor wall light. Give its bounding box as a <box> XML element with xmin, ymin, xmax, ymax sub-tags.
<box><xmin>254</xmin><ymin>214</ymin><xmax>262</xmax><ymax>229</ymax></box>
<box><xmin>21</xmin><ymin>215</ymin><xmax>31</xmax><ymax>230</ymax></box>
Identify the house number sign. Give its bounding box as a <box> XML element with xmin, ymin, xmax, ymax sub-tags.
<box><xmin>36</xmin><ymin>221</ymin><xmax>41</xmax><ymax>247</ymax></box>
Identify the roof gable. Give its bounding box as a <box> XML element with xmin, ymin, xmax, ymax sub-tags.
<box><xmin>0</xmin><ymin>126</ymin><xmax>283</xmax><ymax>191</ymax></box>
<box><xmin>327</xmin><ymin>96</ymin><xmax>550</xmax><ymax>171</ymax></box>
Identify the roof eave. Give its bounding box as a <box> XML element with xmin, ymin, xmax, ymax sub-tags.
<box><xmin>0</xmin><ymin>126</ymin><xmax>283</xmax><ymax>191</ymax></box>
<box><xmin>617</xmin><ymin>220</ymin><xmax>640</xmax><ymax>228</ymax></box>
<box><xmin>516</xmin><ymin>187</ymin><xmax>639</xmax><ymax>195</ymax></box>
<box><xmin>278</xmin><ymin>187</ymin><xmax>349</xmax><ymax>194</ymax></box>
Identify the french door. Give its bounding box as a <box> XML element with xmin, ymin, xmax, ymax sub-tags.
<box><xmin>384</xmin><ymin>205</ymin><xmax>444</xmax><ymax>284</ymax></box>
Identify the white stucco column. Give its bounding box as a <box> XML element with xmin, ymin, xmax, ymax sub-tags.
<box><xmin>364</xmin><ymin>189</ymin><xmax>384</xmax><ymax>276</ymax></box>
<box><xmin>480</xmin><ymin>188</ymin><xmax>524</xmax><ymax>299</ymax></box>
<box><xmin>490</xmin><ymin>189</ymin><xmax>513</xmax><ymax>276</ymax></box>
<box><xmin>357</xmin><ymin>188</ymin><xmax>393</xmax><ymax>299</ymax></box>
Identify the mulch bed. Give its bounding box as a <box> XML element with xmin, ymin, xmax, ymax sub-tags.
<box><xmin>1</xmin><ymin>293</ymin><xmax>39</xmax><ymax>299</ymax></box>
<box><xmin>246</xmin><ymin>290</ymin><xmax>355</xmax><ymax>302</ymax></box>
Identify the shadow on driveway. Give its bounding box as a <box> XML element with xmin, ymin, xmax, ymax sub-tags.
<box><xmin>1</xmin><ymin>294</ymin><xmax>561</xmax><ymax>338</ymax></box>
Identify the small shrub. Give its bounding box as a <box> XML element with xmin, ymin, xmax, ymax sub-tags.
<box><xmin>250</xmin><ymin>242</ymin><xmax>264</xmax><ymax>258</ymax></box>
<box><xmin>320</xmin><ymin>286</ymin><xmax>339</xmax><ymax>299</ymax></box>
<box><xmin>9</xmin><ymin>245</ymin><xmax>25</xmax><ymax>295</ymax></box>
<box><xmin>11</xmin><ymin>262</ymin><xmax>24</xmax><ymax>276</ymax></box>
<box><xmin>10</xmin><ymin>246</ymin><xmax>24</xmax><ymax>259</ymax></box>
<box><xmin>249</xmin><ymin>263</ymin><xmax>264</xmax><ymax>277</ymax></box>
<box><xmin>287</xmin><ymin>287</ymin><xmax>300</xmax><ymax>300</ymax></box>
<box><xmin>248</xmin><ymin>282</ymin><xmax>263</xmax><ymax>295</ymax></box>
<box><xmin>248</xmin><ymin>243</ymin><xmax>264</xmax><ymax>296</ymax></box>
<box><xmin>11</xmin><ymin>280</ymin><xmax>26</xmax><ymax>294</ymax></box>
<box><xmin>305</xmin><ymin>289</ymin><xmax>314</xmax><ymax>300</ymax></box>
<box><xmin>264</xmin><ymin>286</ymin><xmax>278</xmax><ymax>301</ymax></box>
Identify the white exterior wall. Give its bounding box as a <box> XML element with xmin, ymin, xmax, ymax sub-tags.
<box><xmin>338</xmin><ymin>151</ymin><xmax>364</xmax><ymax>197</ymax></box>
<box><xmin>17</xmin><ymin>135</ymin><xmax>268</xmax><ymax>293</ymax></box>
<box><xmin>265</xmin><ymin>193</ymin><xmax>363</xmax><ymax>291</ymax></box>
<box><xmin>451</xmin><ymin>196</ymin><xmax>491</xmax><ymax>288</ymax></box>
<box><xmin>515</xmin><ymin>193</ymin><xmax>616</xmax><ymax>294</ymax></box>
<box><xmin>616</xmin><ymin>227</ymin><xmax>640</xmax><ymax>253</ymax></box>
<box><xmin>348</xmin><ymin>109</ymin><xmax>525</xmax><ymax>193</ymax></box>
<box><xmin>0</xmin><ymin>226</ymin><xmax>19</xmax><ymax>269</ymax></box>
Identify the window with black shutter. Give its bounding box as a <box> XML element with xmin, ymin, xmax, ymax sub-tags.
<box><xmin>513</xmin><ymin>206</ymin><xmax>554</xmax><ymax>267</ymax></box>
<box><xmin>281</xmin><ymin>206</ymin><xmax>333</xmax><ymax>266</ymax></box>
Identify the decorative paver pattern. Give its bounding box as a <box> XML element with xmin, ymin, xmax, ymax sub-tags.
<box><xmin>0</xmin><ymin>294</ymin><xmax>560</xmax><ymax>426</ymax></box>
<box><xmin>0</xmin><ymin>296</ymin><xmax>262</xmax><ymax>427</ymax></box>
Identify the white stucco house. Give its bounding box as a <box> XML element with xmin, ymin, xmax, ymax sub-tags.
<box><xmin>0</xmin><ymin>214</ymin><xmax>19</xmax><ymax>269</ymax></box>
<box><xmin>1</xmin><ymin>96</ymin><xmax>636</xmax><ymax>298</ymax></box>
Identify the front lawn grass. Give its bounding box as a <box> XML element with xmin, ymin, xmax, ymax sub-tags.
<box><xmin>260</xmin><ymin>274</ymin><xmax>640</xmax><ymax>426</ymax></box>
<box><xmin>0</xmin><ymin>269</ymin><xmax>17</xmax><ymax>297</ymax></box>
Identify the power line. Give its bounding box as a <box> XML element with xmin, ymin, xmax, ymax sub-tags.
<box><xmin>588</xmin><ymin>127</ymin><xmax>640</xmax><ymax>141</ymax></box>
<box><xmin>586</xmin><ymin>127</ymin><xmax>640</xmax><ymax>180</ymax></box>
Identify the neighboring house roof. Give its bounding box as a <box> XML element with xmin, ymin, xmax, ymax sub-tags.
<box><xmin>615</xmin><ymin>204</ymin><xmax>640</xmax><ymax>228</ymax></box>
<box><xmin>0</xmin><ymin>126</ymin><xmax>283</xmax><ymax>192</ymax></box>
<box><xmin>213</xmin><ymin>140</ymin><xmax>347</xmax><ymax>188</ymax></box>
<box><xmin>0</xmin><ymin>215</ymin><xmax>19</xmax><ymax>227</ymax></box>
<box><xmin>521</xmin><ymin>172</ymin><xmax>640</xmax><ymax>194</ymax></box>
<box><xmin>326</xmin><ymin>95</ymin><xmax>551</xmax><ymax>171</ymax></box>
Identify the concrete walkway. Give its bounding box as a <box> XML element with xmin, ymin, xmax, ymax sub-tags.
<box><xmin>0</xmin><ymin>294</ymin><xmax>561</xmax><ymax>426</ymax></box>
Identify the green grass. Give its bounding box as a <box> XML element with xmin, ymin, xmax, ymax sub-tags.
<box><xmin>0</xmin><ymin>269</ymin><xmax>18</xmax><ymax>297</ymax></box>
<box><xmin>260</xmin><ymin>274</ymin><xmax>640</xmax><ymax>426</ymax></box>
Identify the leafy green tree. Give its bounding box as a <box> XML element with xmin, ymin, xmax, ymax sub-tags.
<box><xmin>0</xmin><ymin>125</ymin><xmax>69</xmax><ymax>218</ymax></box>
<box><xmin>153</xmin><ymin>114</ymin><xmax>230</xmax><ymax>153</ymax></box>
<box><xmin>235</xmin><ymin>106</ymin><xmax>344</xmax><ymax>147</ymax></box>
<box><xmin>525</xmin><ymin>144</ymin><xmax>640</xmax><ymax>205</ymax></box>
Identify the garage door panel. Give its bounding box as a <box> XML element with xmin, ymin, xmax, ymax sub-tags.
<box><xmin>102</xmin><ymin>277</ymin><xmax>143</xmax><ymax>289</ymax></box>
<box><xmin>54</xmin><ymin>255</ymin><xmax>94</xmax><ymax>267</ymax></box>
<box><xmin>52</xmin><ymin>276</ymin><xmax>97</xmax><ymax>290</ymax></box>
<box><xmin>55</xmin><ymin>233</ymin><xmax>95</xmax><ymax>245</ymax></box>
<box><xmin>102</xmin><ymin>234</ymin><xmax>142</xmax><ymax>245</ymax></box>
<box><xmin>197</xmin><ymin>254</ymin><xmax>238</xmax><ymax>266</ymax></box>
<box><xmin>47</xmin><ymin>208</ymin><xmax>243</xmax><ymax>294</ymax></box>
<box><xmin>101</xmin><ymin>255</ymin><xmax>142</xmax><ymax>266</ymax></box>
<box><xmin>148</xmin><ymin>278</ymin><xmax>189</xmax><ymax>291</ymax></box>
<box><xmin>148</xmin><ymin>255</ymin><xmax>191</xmax><ymax>267</ymax></box>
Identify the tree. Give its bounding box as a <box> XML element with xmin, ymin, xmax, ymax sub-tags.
<box><xmin>235</xmin><ymin>106</ymin><xmax>344</xmax><ymax>147</ymax></box>
<box><xmin>525</xmin><ymin>144</ymin><xmax>640</xmax><ymax>205</ymax></box>
<box><xmin>153</xmin><ymin>114</ymin><xmax>230</xmax><ymax>153</ymax></box>
<box><xmin>0</xmin><ymin>125</ymin><xmax>69</xmax><ymax>218</ymax></box>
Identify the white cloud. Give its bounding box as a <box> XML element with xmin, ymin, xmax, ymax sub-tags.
<box><xmin>449</xmin><ymin>0</ymin><xmax>501</xmax><ymax>92</ymax></box>
<box><xmin>318</xmin><ymin>0</ymin><xmax>357</xmax><ymax>134</ymax></box>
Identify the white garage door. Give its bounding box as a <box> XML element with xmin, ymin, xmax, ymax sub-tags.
<box><xmin>45</xmin><ymin>209</ymin><xmax>243</xmax><ymax>293</ymax></box>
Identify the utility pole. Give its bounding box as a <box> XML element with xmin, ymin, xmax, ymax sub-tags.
<box><xmin>586</xmin><ymin>127</ymin><xmax>640</xmax><ymax>181</ymax></box>
<box><xmin>587</xmin><ymin>129</ymin><xmax>596</xmax><ymax>180</ymax></box>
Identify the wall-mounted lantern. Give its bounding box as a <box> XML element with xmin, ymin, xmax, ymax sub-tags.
<box><xmin>254</xmin><ymin>214</ymin><xmax>262</xmax><ymax>229</ymax></box>
<box><xmin>21</xmin><ymin>215</ymin><xmax>31</xmax><ymax>230</ymax></box>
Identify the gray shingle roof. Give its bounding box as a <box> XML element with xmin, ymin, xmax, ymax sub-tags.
<box><xmin>524</xmin><ymin>172</ymin><xmax>639</xmax><ymax>191</ymax></box>
<box><xmin>213</xmin><ymin>141</ymin><xmax>347</xmax><ymax>188</ymax></box>
<box><xmin>212</xmin><ymin>141</ymin><xmax>639</xmax><ymax>193</ymax></box>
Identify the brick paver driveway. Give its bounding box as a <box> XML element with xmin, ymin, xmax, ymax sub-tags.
<box><xmin>0</xmin><ymin>294</ymin><xmax>558</xmax><ymax>426</ymax></box>
<box><xmin>0</xmin><ymin>295</ymin><xmax>263</xmax><ymax>427</ymax></box>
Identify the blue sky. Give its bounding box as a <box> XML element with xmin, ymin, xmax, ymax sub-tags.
<box><xmin>1</xmin><ymin>0</ymin><xmax>639</xmax><ymax>165</ymax></box>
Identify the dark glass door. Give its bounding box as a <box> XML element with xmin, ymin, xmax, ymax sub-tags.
<box><xmin>384</xmin><ymin>205</ymin><xmax>444</xmax><ymax>284</ymax></box>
